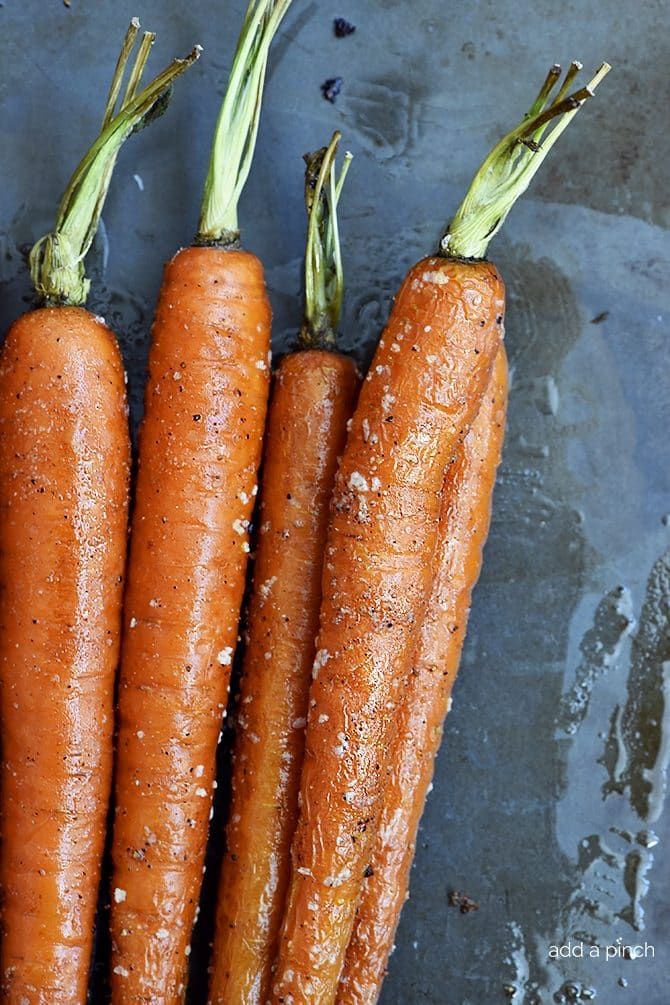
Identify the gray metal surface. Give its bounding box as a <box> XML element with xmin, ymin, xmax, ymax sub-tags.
<box><xmin>1</xmin><ymin>1</ymin><xmax>668</xmax><ymax>1002</ymax></box>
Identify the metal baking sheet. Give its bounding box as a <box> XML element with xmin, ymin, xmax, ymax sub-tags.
<box><xmin>0</xmin><ymin>1</ymin><xmax>667</xmax><ymax>1002</ymax></box>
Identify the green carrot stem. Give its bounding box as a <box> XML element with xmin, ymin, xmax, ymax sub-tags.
<box><xmin>441</xmin><ymin>61</ymin><xmax>611</xmax><ymax>261</ymax></box>
<box><xmin>102</xmin><ymin>18</ymin><xmax>143</xmax><ymax>129</ymax></box>
<box><xmin>197</xmin><ymin>0</ymin><xmax>292</xmax><ymax>246</ymax></box>
<box><xmin>30</xmin><ymin>21</ymin><xmax>201</xmax><ymax>307</ymax></box>
<box><xmin>300</xmin><ymin>132</ymin><xmax>353</xmax><ymax>349</ymax></box>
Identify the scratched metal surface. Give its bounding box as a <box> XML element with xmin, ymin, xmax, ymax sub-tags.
<box><xmin>0</xmin><ymin>1</ymin><xmax>668</xmax><ymax>1003</ymax></box>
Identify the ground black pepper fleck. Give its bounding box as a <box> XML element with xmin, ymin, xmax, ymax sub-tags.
<box><xmin>321</xmin><ymin>77</ymin><xmax>344</xmax><ymax>103</ymax></box>
<box><xmin>333</xmin><ymin>17</ymin><xmax>356</xmax><ymax>37</ymax></box>
<box><xmin>448</xmin><ymin>889</ymin><xmax>479</xmax><ymax>914</ymax></box>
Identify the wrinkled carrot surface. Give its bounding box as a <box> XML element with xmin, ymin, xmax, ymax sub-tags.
<box><xmin>208</xmin><ymin>349</ymin><xmax>359</xmax><ymax>1005</ymax></box>
<box><xmin>337</xmin><ymin>347</ymin><xmax>508</xmax><ymax>1005</ymax></box>
<box><xmin>0</xmin><ymin>307</ymin><xmax>130</xmax><ymax>1004</ymax></box>
<box><xmin>271</xmin><ymin>257</ymin><xmax>505</xmax><ymax>1005</ymax></box>
<box><xmin>109</xmin><ymin>246</ymin><xmax>271</xmax><ymax>1003</ymax></box>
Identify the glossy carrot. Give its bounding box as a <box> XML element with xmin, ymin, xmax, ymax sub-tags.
<box><xmin>337</xmin><ymin>347</ymin><xmax>508</xmax><ymax>1005</ymax></box>
<box><xmin>271</xmin><ymin>61</ymin><xmax>609</xmax><ymax>1005</ymax></box>
<box><xmin>0</xmin><ymin>25</ymin><xmax>198</xmax><ymax>1004</ymax></box>
<box><xmin>208</xmin><ymin>135</ymin><xmax>359</xmax><ymax>1005</ymax></box>
<box><xmin>271</xmin><ymin>255</ymin><xmax>504</xmax><ymax>1005</ymax></box>
<box><xmin>109</xmin><ymin>3</ymin><xmax>290</xmax><ymax>1000</ymax></box>
<box><xmin>0</xmin><ymin>309</ymin><xmax>129</xmax><ymax>1005</ymax></box>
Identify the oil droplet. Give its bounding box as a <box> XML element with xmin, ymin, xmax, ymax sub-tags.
<box><xmin>619</xmin><ymin>548</ymin><xmax>670</xmax><ymax>822</ymax></box>
<box><xmin>636</xmin><ymin>829</ymin><xmax>658</xmax><ymax>848</ymax></box>
<box><xmin>517</xmin><ymin>434</ymin><xmax>550</xmax><ymax>459</ymax></box>
<box><xmin>559</xmin><ymin>586</ymin><xmax>634</xmax><ymax>735</ymax></box>
<box><xmin>536</xmin><ymin>375</ymin><xmax>560</xmax><ymax>415</ymax></box>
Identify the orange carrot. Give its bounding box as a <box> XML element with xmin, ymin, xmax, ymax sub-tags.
<box><xmin>337</xmin><ymin>347</ymin><xmax>508</xmax><ymax>1005</ymax></box>
<box><xmin>208</xmin><ymin>134</ymin><xmax>359</xmax><ymax>1005</ymax></box>
<box><xmin>271</xmin><ymin>253</ymin><xmax>503</xmax><ymax>1005</ymax></box>
<box><xmin>271</xmin><ymin>61</ymin><xmax>609</xmax><ymax>1005</ymax></box>
<box><xmin>0</xmin><ymin>24</ymin><xmax>198</xmax><ymax>1004</ymax></box>
<box><xmin>108</xmin><ymin>3</ymin><xmax>291</xmax><ymax>1000</ymax></box>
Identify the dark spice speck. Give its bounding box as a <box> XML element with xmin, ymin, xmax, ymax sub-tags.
<box><xmin>448</xmin><ymin>889</ymin><xmax>479</xmax><ymax>914</ymax></box>
<box><xmin>333</xmin><ymin>17</ymin><xmax>356</xmax><ymax>37</ymax></box>
<box><xmin>321</xmin><ymin>77</ymin><xmax>343</xmax><ymax>103</ymax></box>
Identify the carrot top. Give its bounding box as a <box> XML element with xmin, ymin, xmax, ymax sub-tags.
<box><xmin>30</xmin><ymin>20</ymin><xmax>200</xmax><ymax>307</ymax></box>
<box><xmin>441</xmin><ymin>60</ymin><xmax>611</xmax><ymax>260</ymax></box>
<box><xmin>300</xmin><ymin>131</ymin><xmax>353</xmax><ymax>349</ymax></box>
<box><xmin>197</xmin><ymin>0</ymin><xmax>292</xmax><ymax>247</ymax></box>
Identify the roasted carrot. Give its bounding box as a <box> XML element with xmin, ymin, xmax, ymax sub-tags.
<box><xmin>271</xmin><ymin>61</ymin><xmax>610</xmax><ymax>1005</ymax></box>
<box><xmin>208</xmin><ymin>134</ymin><xmax>359</xmax><ymax>1005</ymax></box>
<box><xmin>336</xmin><ymin>347</ymin><xmax>507</xmax><ymax>1005</ymax></box>
<box><xmin>0</xmin><ymin>24</ymin><xmax>198</xmax><ymax>1004</ymax></box>
<box><xmin>270</xmin><ymin>250</ymin><xmax>504</xmax><ymax>1005</ymax></box>
<box><xmin>108</xmin><ymin>3</ymin><xmax>291</xmax><ymax>1000</ymax></box>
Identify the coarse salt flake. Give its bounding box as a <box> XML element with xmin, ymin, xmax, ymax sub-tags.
<box><xmin>423</xmin><ymin>270</ymin><xmax>448</xmax><ymax>285</ymax></box>
<box><xmin>312</xmin><ymin>649</ymin><xmax>330</xmax><ymax>676</ymax></box>
<box><xmin>259</xmin><ymin>576</ymin><xmax>277</xmax><ymax>601</ymax></box>
<box><xmin>217</xmin><ymin>647</ymin><xmax>233</xmax><ymax>666</ymax></box>
<box><xmin>114</xmin><ymin>888</ymin><xmax>127</xmax><ymax>903</ymax></box>
<box><xmin>348</xmin><ymin>471</ymin><xmax>369</xmax><ymax>492</ymax></box>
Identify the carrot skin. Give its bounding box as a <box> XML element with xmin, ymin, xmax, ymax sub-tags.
<box><xmin>109</xmin><ymin>246</ymin><xmax>271</xmax><ymax>1003</ymax></box>
<box><xmin>271</xmin><ymin>257</ymin><xmax>505</xmax><ymax>1005</ymax></box>
<box><xmin>208</xmin><ymin>349</ymin><xmax>360</xmax><ymax>1005</ymax></box>
<box><xmin>0</xmin><ymin>307</ymin><xmax>131</xmax><ymax>1004</ymax></box>
<box><xmin>336</xmin><ymin>347</ymin><xmax>508</xmax><ymax>1005</ymax></box>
